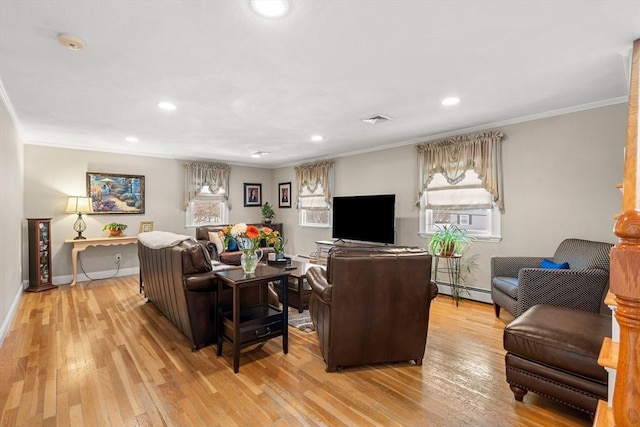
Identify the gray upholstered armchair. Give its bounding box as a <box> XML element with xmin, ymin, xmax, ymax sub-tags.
<box><xmin>491</xmin><ymin>238</ymin><xmax>613</xmax><ymax>318</ymax></box>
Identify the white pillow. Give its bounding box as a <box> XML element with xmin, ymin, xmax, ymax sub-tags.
<box><xmin>208</xmin><ymin>231</ymin><xmax>224</xmax><ymax>254</ymax></box>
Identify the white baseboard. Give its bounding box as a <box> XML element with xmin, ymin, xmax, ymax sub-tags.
<box><xmin>0</xmin><ymin>282</ymin><xmax>25</xmax><ymax>348</ymax></box>
<box><xmin>54</xmin><ymin>267</ymin><xmax>140</xmax><ymax>286</ymax></box>
<box><xmin>435</xmin><ymin>282</ymin><xmax>493</xmax><ymax>304</ymax></box>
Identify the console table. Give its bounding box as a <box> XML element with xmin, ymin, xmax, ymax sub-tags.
<box><xmin>65</xmin><ymin>236</ymin><xmax>138</xmax><ymax>286</ymax></box>
<box><xmin>215</xmin><ymin>265</ymin><xmax>289</xmax><ymax>373</ymax></box>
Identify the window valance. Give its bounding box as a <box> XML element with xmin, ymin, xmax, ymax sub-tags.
<box><xmin>295</xmin><ymin>160</ymin><xmax>334</xmax><ymax>209</ymax></box>
<box><xmin>416</xmin><ymin>130</ymin><xmax>504</xmax><ymax>210</ymax></box>
<box><xmin>184</xmin><ymin>162</ymin><xmax>231</xmax><ymax>209</ymax></box>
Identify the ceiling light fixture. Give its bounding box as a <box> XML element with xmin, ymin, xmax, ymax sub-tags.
<box><xmin>362</xmin><ymin>114</ymin><xmax>392</xmax><ymax>124</ymax></box>
<box><xmin>125</xmin><ymin>136</ymin><xmax>139</xmax><ymax>143</ymax></box>
<box><xmin>251</xmin><ymin>0</ymin><xmax>289</xmax><ymax>18</ymax></box>
<box><xmin>157</xmin><ymin>102</ymin><xmax>177</xmax><ymax>111</ymax></box>
<box><xmin>311</xmin><ymin>135</ymin><xmax>324</xmax><ymax>142</ymax></box>
<box><xmin>251</xmin><ymin>151</ymin><xmax>271</xmax><ymax>158</ymax></box>
<box><xmin>441</xmin><ymin>97</ymin><xmax>460</xmax><ymax>106</ymax></box>
<box><xmin>57</xmin><ymin>34</ymin><xmax>86</xmax><ymax>51</ymax></box>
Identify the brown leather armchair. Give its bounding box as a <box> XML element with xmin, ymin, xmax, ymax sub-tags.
<box><xmin>306</xmin><ymin>246</ymin><xmax>438</xmax><ymax>372</ymax></box>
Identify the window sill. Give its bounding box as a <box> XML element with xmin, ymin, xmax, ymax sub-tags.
<box><xmin>418</xmin><ymin>232</ymin><xmax>502</xmax><ymax>243</ymax></box>
<box><xmin>299</xmin><ymin>224</ymin><xmax>331</xmax><ymax>229</ymax></box>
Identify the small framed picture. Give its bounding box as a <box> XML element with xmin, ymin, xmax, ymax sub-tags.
<box><xmin>458</xmin><ymin>214</ymin><xmax>470</xmax><ymax>226</ymax></box>
<box><xmin>279</xmin><ymin>182</ymin><xmax>292</xmax><ymax>208</ymax></box>
<box><xmin>244</xmin><ymin>183</ymin><xmax>262</xmax><ymax>207</ymax></box>
<box><xmin>139</xmin><ymin>221</ymin><xmax>154</xmax><ymax>233</ymax></box>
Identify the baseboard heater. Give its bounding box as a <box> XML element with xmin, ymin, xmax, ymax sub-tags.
<box><xmin>434</xmin><ymin>282</ymin><xmax>492</xmax><ymax>305</ymax></box>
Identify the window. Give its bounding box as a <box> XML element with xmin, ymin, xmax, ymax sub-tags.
<box><xmin>416</xmin><ymin>130</ymin><xmax>504</xmax><ymax>241</ymax></box>
<box><xmin>184</xmin><ymin>162</ymin><xmax>231</xmax><ymax>227</ymax></box>
<box><xmin>295</xmin><ymin>161</ymin><xmax>333</xmax><ymax>228</ymax></box>
<box><xmin>185</xmin><ymin>187</ymin><xmax>229</xmax><ymax>227</ymax></box>
<box><xmin>298</xmin><ymin>184</ymin><xmax>331</xmax><ymax>227</ymax></box>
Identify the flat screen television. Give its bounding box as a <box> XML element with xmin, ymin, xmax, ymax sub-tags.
<box><xmin>332</xmin><ymin>194</ymin><xmax>396</xmax><ymax>244</ymax></box>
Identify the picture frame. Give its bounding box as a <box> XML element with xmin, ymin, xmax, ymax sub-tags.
<box><xmin>278</xmin><ymin>182</ymin><xmax>292</xmax><ymax>208</ymax></box>
<box><xmin>86</xmin><ymin>172</ymin><xmax>145</xmax><ymax>214</ymax></box>
<box><xmin>243</xmin><ymin>183</ymin><xmax>262</xmax><ymax>207</ymax></box>
<box><xmin>139</xmin><ymin>221</ymin><xmax>154</xmax><ymax>233</ymax></box>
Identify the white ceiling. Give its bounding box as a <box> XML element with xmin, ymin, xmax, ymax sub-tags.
<box><xmin>1</xmin><ymin>1</ymin><xmax>638</xmax><ymax>168</ymax></box>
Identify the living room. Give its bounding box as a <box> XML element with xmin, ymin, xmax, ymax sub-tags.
<box><xmin>1</xmin><ymin>1</ymin><xmax>639</xmax><ymax>426</ymax></box>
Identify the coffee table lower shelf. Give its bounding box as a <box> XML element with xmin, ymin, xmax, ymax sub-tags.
<box><xmin>219</xmin><ymin>304</ymin><xmax>284</xmax><ymax>349</ymax></box>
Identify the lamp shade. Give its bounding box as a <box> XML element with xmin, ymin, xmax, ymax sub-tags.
<box><xmin>65</xmin><ymin>196</ymin><xmax>93</xmax><ymax>214</ymax></box>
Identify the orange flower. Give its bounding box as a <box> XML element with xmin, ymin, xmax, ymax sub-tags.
<box><xmin>245</xmin><ymin>225</ymin><xmax>260</xmax><ymax>239</ymax></box>
<box><xmin>262</xmin><ymin>227</ymin><xmax>273</xmax><ymax>235</ymax></box>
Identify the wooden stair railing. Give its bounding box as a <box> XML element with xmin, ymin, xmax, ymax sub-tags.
<box><xmin>605</xmin><ymin>37</ymin><xmax>640</xmax><ymax>427</ymax></box>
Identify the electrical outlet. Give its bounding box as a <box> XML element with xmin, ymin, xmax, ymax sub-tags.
<box><xmin>115</xmin><ymin>253</ymin><xmax>121</xmax><ymax>263</ymax></box>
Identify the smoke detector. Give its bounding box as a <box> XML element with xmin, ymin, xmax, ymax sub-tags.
<box><xmin>361</xmin><ymin>114</ymin><xmax>392</xmax><ymax>124</ymax></box>
<box><xmin>57</xmin><ymin>34</ymin><xmax>86</xmax><ymax>51</ymax></box>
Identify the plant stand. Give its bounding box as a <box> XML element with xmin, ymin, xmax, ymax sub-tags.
<box><xmin>433</xmin><ymin>254</ymin><xmax>466</xmax><ymax>306</ymax></box>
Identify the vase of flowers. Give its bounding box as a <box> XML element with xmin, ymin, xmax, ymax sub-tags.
<box><xmin>227</xmin><ymin>223</ymin><xmax>281</xmax><ymax>275</ymax></box>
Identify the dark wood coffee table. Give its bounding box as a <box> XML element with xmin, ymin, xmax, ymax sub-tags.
<box><xmin>214</xmin><ymin>265</ymin><xmax>289</xmax><ymax>373</ymax></box>
<box><xmin>268</xmin><ymin>259</ymin><xmax>315</xmax><ymax>313</ymax></box>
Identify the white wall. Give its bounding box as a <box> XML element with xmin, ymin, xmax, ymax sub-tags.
<box><xmin>16</xmin><ymin>103</ymin><xmax>629</xmax><ymax>297</ymax></box>
<box><xmin>279</xmin><ymin>103</ymin><xmax>627</xmax><ymax>294</ymax></box>
<box><xmin>0</xmin><ymin>91</ymin><xmax>24</xmax><ymax>346</ymax></box>
<box><xmin>22</xmin><ymin>146</ymin><xmax>273</xmax><ymax>282</ymax></box>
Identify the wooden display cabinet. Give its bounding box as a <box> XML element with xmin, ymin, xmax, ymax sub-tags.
<box><xmin>26</xmin><ymin>218</ymin><xmax>56</xmax><ymax>292</ymax></box>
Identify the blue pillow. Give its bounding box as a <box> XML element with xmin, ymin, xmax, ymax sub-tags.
<box><xmin>540</xmin><ymin>258</ymin><xmax>569</xmax><ymax>269</ymax></box>
<box><xmin>227</xmin><ymin>239</ymin><xmax>238</xmax><ymax>251</ymax></box>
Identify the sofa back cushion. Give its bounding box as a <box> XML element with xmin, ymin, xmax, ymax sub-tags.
<box><xmin>553</xmin><ymin>239</ymin><xmax>613</xmax><ymax>271</ymax></box>
<box><xmin>179</xmin><ymin>240</ymin><xmax>213</xmax><ymax>274</ymax></box>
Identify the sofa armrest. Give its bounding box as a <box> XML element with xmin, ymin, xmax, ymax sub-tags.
<box><xmin>307</xmin><ymin>267</ymin><xmax>332</xmax><ymax>304</ymax></box>
<box><xmin>516</xmin><ymin>268</ymin><xmax>609</xmax><ymax>316</ymax></box>
<box><xmin>183</xmin><ymin>271</ymin><xmax>218</xmax><ymax>292</ymax></box>
<box><xmin>491</xmin><ymin>256</ymin><xmax>547</xmax><ymax>278</ymax></box>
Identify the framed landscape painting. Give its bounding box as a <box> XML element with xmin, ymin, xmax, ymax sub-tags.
<box><xmin>86</xmin><ymin>172</ymin><xmax>145</xmax><ymax>214</ymax></box>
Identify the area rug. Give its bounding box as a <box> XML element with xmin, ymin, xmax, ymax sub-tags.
<box><xmin>288</xmin><ymin>308</ymin><xmax>315</xmax><ymax>333</ymax></box>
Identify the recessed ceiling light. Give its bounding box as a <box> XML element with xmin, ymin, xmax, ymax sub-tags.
<box><xmin>441</xmin><ymin>97</ymin><xmax>460</xmax><ymax>106</ymax></box>
<box><xmin>125</xmin><ymin>136</ymin><xmax>139</xmax><ymax>143</ymax></box>
<box><xmin>311</xmin><ymin>135</ymin><xmax>324</xmax><ymax>142</ymax></box>
<box><xmin>251</xmin><ymin>0</ymin><xmax>289</xmax><ymax>18</ymax></box>
<box><xmin>157</xmin><ymin>102</ymin><xmax>177</xmax><ymax>111</ymax></box>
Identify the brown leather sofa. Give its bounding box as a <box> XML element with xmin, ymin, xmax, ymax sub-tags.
<box><xmin>195</xmin><ymin>224</ymin><xmax>278</xmax><ymax>265</ymax></box>
<box><xmin>306</xmin><ymin>246</ymin><xmax>439</xmax><ymax>372</ymax></box>
<box><xmin>503</xmin><ymin>304</ymin><xmax>611</xmax><ymax>415</ymax></box>
<box><xmin>138</xmin><ymin>233</ymin><xmax>236</xmax><ymax>351</ymax></box>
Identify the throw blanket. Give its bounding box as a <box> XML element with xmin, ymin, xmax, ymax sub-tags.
<box><xmin>138</xmin><ymin>231</ymin><xmax>195</xmax><ymax>249</ymax></box>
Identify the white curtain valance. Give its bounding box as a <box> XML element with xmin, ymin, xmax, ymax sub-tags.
<box><xmin>295</xmin><ymin>160</ymin><xmax>334</xmax><ymax>208</ymax></box>
<box><xmin>184</xmin><ymin>162</ymin><xmax>231</xmax><ymax>209</ymax></box>
<box><xmin>416</xmin><ymin>130</ymin><xmax>504</xmax><ymax>210</ymax></box>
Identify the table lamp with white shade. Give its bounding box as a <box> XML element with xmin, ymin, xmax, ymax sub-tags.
<box><xmin>65</xmin><ymin>196</ymin><xmax>93</xmax><ymax>240</ymax></box>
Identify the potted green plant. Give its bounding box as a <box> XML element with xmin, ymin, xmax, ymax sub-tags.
<box><xmin>261</xmin><ymin>202</ymin><xmax>276</xmax><ymax>224</ymax></box>
<box><xmin>428</xmin><ymin>224</ymin><xmax>471</xmax><ymax>257</ymax></box>
<box><xmin>102</xmin><ymin>222</ymin><xmax>128</xmax><ymax>237</ymax></box>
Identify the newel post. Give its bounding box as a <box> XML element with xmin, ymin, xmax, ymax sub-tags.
<box><xmin>610</xmin><ymin>37</ymin><xmax>640</xmax><ymax>427</ymax></box>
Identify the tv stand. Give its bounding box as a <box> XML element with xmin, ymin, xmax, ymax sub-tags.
<box><xmin>314</xmin><ymin>240</ymin><xmax>382</xmax><ymax>265</ymax></box>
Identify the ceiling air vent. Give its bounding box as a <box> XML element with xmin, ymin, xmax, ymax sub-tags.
<box><xmin>361</xmin><ymin>114</ymin><xmax>392</xmax><ymax>124</ymax></box>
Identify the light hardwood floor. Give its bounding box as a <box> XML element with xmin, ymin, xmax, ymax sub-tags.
<box><xmin>0</xmin><ymin>276</ymin><xmax>591</xmax><ymax>426</ymax></box>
